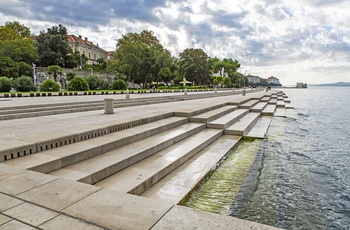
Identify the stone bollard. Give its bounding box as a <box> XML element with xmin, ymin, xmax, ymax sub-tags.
<box><xmin>125</xmin><ymin>89</ymin><xmax>130</xmax><ymax>99</ymax></box>
<box><xmin>266</xmin><ymin>87</ymin><xmax>268</xmax><ymax>92</ymax></box>
<box><xmin>215</xmin><ymin>88</ymin><xmax>217</xmax><ymax>93</ymax></box>
<box><xmin>242</xmin><ymin>88</ymin><xmax>246</xmax><ymax>96</ymax></box>
<box><xmin>232</xmin><ymin>87</ymin><xmax>235</xmax><ymax>92</ymax></box>
<box><xmin>184</xmin><ymin>88</ymin><xmax>188</xmax><ymax>95</ymax></box>
<box><xmin>104</xmin><ymin>98</ymin><xmax>114</xmax><ymax>114</ymax></box>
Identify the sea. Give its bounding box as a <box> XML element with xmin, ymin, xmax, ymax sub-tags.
<box><xmin>185</xmin><ymin>86</ymin><xmax>350</xmax><ymax>230</ymax></box>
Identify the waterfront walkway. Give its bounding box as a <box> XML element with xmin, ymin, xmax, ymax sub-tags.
<box><xmin>0</xmin><ymin>90</ymin><xmax>286</xmax><ymax>229</ymax></box>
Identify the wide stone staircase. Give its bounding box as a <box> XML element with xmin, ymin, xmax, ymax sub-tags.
<box><xmin>2</xmin><ymin>92</ymin><xmax>291</xmax><ymax>205</ymax></box>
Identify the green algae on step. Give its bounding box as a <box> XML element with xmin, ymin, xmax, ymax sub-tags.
<box><xmin>184</xmin><ymin>139</ymin><xmax>262</xmax><ymax>215</ymax></box>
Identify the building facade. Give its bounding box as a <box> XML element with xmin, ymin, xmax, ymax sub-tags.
<box><xmin>267</xmin><ymin>76</ymin><xmax>280</xmax><ymax>85</ymax></box>
<box><xmin>247</xmin><ymin>75</ymin><xmax>261</xmax><ymax>84</ymax></box>
<box><xmin>67</xmin><ymin>35</ymin><xmax>108</xmax><ymax>66</ymax></box>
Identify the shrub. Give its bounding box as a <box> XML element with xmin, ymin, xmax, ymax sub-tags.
<box><xmin>40</xmin><ymin>79</ymin><xmax>60</xmax><ymax>92</ymax></box>
<box><xmin>85</xmin><ymin>75</ymin><xmax>99</xmax><ymax>90</ymax></box>
<box><xmin>0</xmin><ymin>77</ymin><xmax>12</xmax><ymax>92</ymax></box>
<box><xmin>98</xmin><ymin>79</ymin><xmax>110</xmax><ymax>90</ymax></box>
<box><xmin>15</xmin><ymin>76</ymin><xmax>36</xmax><ymax>92</ymax></box>
<box><xmin>67</xmin><ymin>76</ymin><xmax>89</xmax><ymax>91</ymax></box>
<box><xmin>111</xmin><ymin>79</ymin><xmax>127</xmax><ymax>90</ymax></box>
<box><xmin>66</xmin><ymin>72</ymin><xmax>76</xmax><ymax>81</ymax></box>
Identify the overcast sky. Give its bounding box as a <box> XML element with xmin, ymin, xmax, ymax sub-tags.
<box><xmin>1</xmin><ymin>0</ymin><xmax>349</xmax><ymax>85</ymax></box>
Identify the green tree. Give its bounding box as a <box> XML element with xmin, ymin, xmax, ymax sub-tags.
<box><xmin>178</xmin><ymin>48</ymin><xmax>210</xmax><ymax>85</ymax></box>
<box><xmin>36</xmin><ymin>24</ymin><xmax>70</xmax><ymax>67</ymax></box>
<box><xmin>111</xmin><ymin>79</ymin><xmax>127</xmax><ymax>90</ymax></box>
<box><xmin>18</xmin><ymin>62</ymin><xmax>32</xmax><ymax>77</ymax></box>
<box><xmin>213</xmin><ymin>76</ymin><xmax>224</xmax><ymax>87</ymax></box>
<box><xmin>4</xmin><ymin>21</ymin><xmax>31</xmax><ymax>39</ymax></box>
<box><xmin>0</xmin><ymin>57</ymin><xmax>19</xmax><ymax>78</ymax></box>
<box><xmin>47</xmin><ymin>65</ymin><xmax>62</xmax><ymax>82</ymax></box>
<box><xmin>0</xmin><ymin>39</ymin><xmax>38</xmax><ymax>64</ymax></box>
<box><xmin>112</xmin><ymin>30</ymin><xmax>166</xmax><ymax>88</ymax></box>
<box><xmin>85</xmin><ymin>75</ymin><xmax>99</xmax><ymax>90</ymax></box>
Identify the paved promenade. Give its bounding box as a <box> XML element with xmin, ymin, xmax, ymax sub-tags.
<box><xmin>0</xmin><ymin>90</ymin><xmax>281</xmax><ymax>229</ymax></box>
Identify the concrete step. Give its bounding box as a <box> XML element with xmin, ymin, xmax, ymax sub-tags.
<box><xmin>244</xmin><ymin>116</ymin><xmax>273</xmax><ymax>139</ymax></box>
<box><xmin>268</xmin><ymin>99</ymin><xmax>277</xmax><ymax>104</ymax></box>
<box><xmin>274</xmin><ymin>108</ymin><xmax>286</xmax><ymax>117</ymax></box>
<box><xmin>140</xmin><ymin>135</ymin><xmax>241</xmax><ymax>204</ymax></box>
<box><xmin>261</xmin><ymin>104</ymin><xmax>276</xmax><ymax>116</ymax></box>
<box><xmin>94</xmin><ymin>128</ymin><xmax>223</xmax><ymax>195</ymax></box>
<box><xmin>239</xmin><ymin>100</ymin><xmax>260</xmax><ymax>109</ymax></box>
<box><xmin>3</xmin><ymin>116</ymin><xmax>189</xmax><ymax>173</ymax></box>
<box><xmin>190</xmin><ymin>105</ymin><xmax>237</xmax><ymax>123</ymax></box>
<box><xmin>250</xmin><ymin>102</ymin><xmax>268</xmax><ymax>112</ymax></box>
<box><xmin>207</xmin><ymin>109</ymin><xmax>249</xmax><ymax>129</ymax></box>
<box><xmin>48</xmin><ymin>122</ymin><xmax>206</xmax><ymax>184</ymax></box>
<box><xmin>276</xmin><ymin>100</ymin><xmax>286</xmax><ymax>108</ymax></box>
<box><xmin>225</xmin><ymin>112</ymin><xmax>261</xmax><ymax>136</ymax></box>
<box><xmin>260</xmin><ymin>96</ymin><xmax>271</xmax><ymax>102</ymax></box>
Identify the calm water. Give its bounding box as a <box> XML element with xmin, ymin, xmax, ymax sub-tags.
<box><xmin>186</xmin><ymin>87</ymin><xmax>350</xmax><ymax>229</ymax></box>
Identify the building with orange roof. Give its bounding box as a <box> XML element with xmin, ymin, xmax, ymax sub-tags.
<box><xmin>67</xmin><ymin>35</ymin><xmax>108</xmax><ymax>66</ymax></box>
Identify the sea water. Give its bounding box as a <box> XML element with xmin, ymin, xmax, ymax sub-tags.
<box><xmin>185</xmin><ymin>87</ymin><xmax>350</xmax><ymax>229</ymax></box>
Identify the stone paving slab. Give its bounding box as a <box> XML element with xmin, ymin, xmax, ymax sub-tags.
<box><xmin>0</xmin><ymin>163</ymin><xmax>26</xmax><ymax>180</ymax></box>
<box><xmin>0</xmin><ymin>219</ymin><xmax>37</xmax><ymax>229</ymax></box>
<box><xmin>0</xmin><ymin>193</ymin><xmax>24</xmax><ymax>212</ymax></box>
<box><xmin>0</xmin><ymin>171</ymin><xmax>57</xmax><ymax>196</ymax></box>
<box><xmin>16</xmin><ymin>178</ymin><xmax>101</xmax><ymax>211</ymax></box>
<box><xmin>39</xmin><ymin>214</ymin><xmax>104</xmax><ymax>230</ymax></box>
<box><xmin>151</xmin><ymin>205</ymin><xmax>280</xmax><ymax>230</ymax></box>
<box><xmin>63</xmin><ymin>188</ymin><xmax>174</xmax><ymax>230</ymax></box>
<box><xmin>245</xmin><ymin>116</ymin><xmax>273</xmax><ymax>139</ymax></box>
<box><xmin>3</xmin><ymin>202</ymin><xmax>59</xmax><ymax>227</ymax></box>
<box><xmin>0</xmin><ymin>214</ymin><xmax>12</xmax><ymax>225</ymax></box>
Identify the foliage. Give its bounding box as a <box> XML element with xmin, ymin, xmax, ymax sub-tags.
<box><xmin>209</xmin><ymin>57</ymin><xmax>240</xmax><ymax>77</ymax></box>
<box><xmin>0</xmin><ymin>76</ymin><xmax>12</xmax><ymax>92</ymax></box>
<box><xmin>111</xmin><ymin>79</ymin><xmax>127</xmax><ymax>90</ymax></box>
<box><xmin>0</xmin><ymin>39</ymin><xmax>38</xmax><ymax>64</ymax></box>
<box><xmin>65</xmin><ymin>51</ymin><xmax>88</xmax><ymax>69</ymax></box>
<box><xmin>35</xmin><ymin>24</ymin><xmax>70</xmax><ymax>67</ymax></box>
<box><xmin>3</xmin><ymin>21</ymin><xmax>31</xmax><ymax>39</ymax></box>
<box><xmin>85</xmin><ymin>75</ymin><xmax>99</xmax><ymax>90</ymax></box>
<box><xmin>178</xmin><ymin>48</ymin><xmax>211</xmax><ymax>85</ymax></box>
<box><xmin>67</xmin><ymin>76</ymin><xmax>89</xmax><ymax>91</ymax></box>
<box><xmin>111</xmin><ymin>30</ymin><xmax>171</xmax><ymax>88</ymax></box>
<box><xmin>47</xmin><ymin>65</ymin><xmax>62</xmax><ymax>81</ymax></box>
<box><xmin>213</xmin><ymin>76</ymin><xmax>224</xmax><ymax>86</ymax></box>
<box><xmin>0</xmin><ymin>56</ymin><xmax>19</xmax><ymax>78</ymax></box>
<box><xmin>18</xmin><ymin>62</ymin><xmax>32</xmax><ymax>77</ymax></box>
<box><xmin>40</xmin><ymin>79</ymin><xmax>60</xmax><ymax>91</ymax></box>
<box><xmin>66</xmin><ymin>72</ymin><xmax>76</xmax><ymax>81</ymax></box>
<box><xmin>98</xmin><ymin>79</ymin><xmax>110</xmax><ymax>90</ymax></box>
<box><xmin>14</xmin><ymin>76</ymin><xmax>36</xmax><ymax>92</ymax></box>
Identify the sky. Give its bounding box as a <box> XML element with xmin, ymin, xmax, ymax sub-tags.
<box><xmin>1</xmin><ymin>0</ymin><xmax>350</xmax><ymax>86</ymax></box>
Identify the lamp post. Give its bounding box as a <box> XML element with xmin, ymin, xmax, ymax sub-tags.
<box><xmin>32</xmin><ymin>63</ymin><xmax>36</xmax><ymax>87</ymax></box>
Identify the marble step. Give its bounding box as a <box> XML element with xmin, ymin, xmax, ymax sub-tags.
<box><xmin>225</xmin><ymin>112</ymin><xmax>261</xmax><ymax>136</ymax></box>
<box><xmin>94</xmin><ymin>129</ymin><xmax>224</xmax><ymax>195</ymax></box>
<box><xmin>274</xmin><ymin>107</ymin><xmax>286</xmax><ymax>117</ymax></box>
<box><xmin>3</xmin><ymin>116</ymin><xmax>189</xmax><ymax>173</ymax></box>
<box><xmin>207</xmin><ymin>109</ymin><xmax>249</xmax><ymax>129</ymax></box>
<box><xmin>261</xmin><ymin>104</ymin><xmax>276</xmax><ymax>116</ymax></box>
<box><xmin>140</xmin><ymin>135</ymin><xmax>241</xmax><ymax>204</ymax></box>
<box><xmin>190</xmin><ymin>105</ymin><xmax>237</xmax><ymax>123</ymax></box>
<box><xmin>250</xmin><ymin>102</ymin><xmax>268</xmax><ymax>112</ymax></box>
<box><xmin>239</xmin><ymin>100</ymin><xmax>260</xmax><ymax>109</ymax></box>
<box><xmin>48</xmin><ymin>122</ymin><xmax>207</xmax><ymax>184</ymax></box>
<box><xmin>244</xmin><ymin>116</ymin><xmax>273</xmax><ymax>139</ymax></box>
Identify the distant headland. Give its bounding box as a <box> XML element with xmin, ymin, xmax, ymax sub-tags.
<box><xmin>310</xmin><ymin>82</ymin><xmax>350</xmax><ymax>87</ymax></box>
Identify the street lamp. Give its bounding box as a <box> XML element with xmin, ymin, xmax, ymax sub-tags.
<box><xmin>32</xmin><ymin>63</ymin><xmax>36</xmax><ymax>87</ymax></box>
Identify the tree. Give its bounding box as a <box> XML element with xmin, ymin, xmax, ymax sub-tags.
<box><xmin>18</xmin><ymin>62</ymin><xmax>32</xmax><ymax>77</ymax></box>
<box><xmin>35</xmin><ymin>24</ymin><xmax>70</xmax><ymax>66</ymax></box>
<box><xmin>47</xmin><ymin>65</ymin><xmax>62</xmax><ymax>82</ymax></box>
<box><xmin>112</xmin><ymin>30</ymin><xmax>166</xmax><ymax>88</ymax></box>
<box><xmin>4</xmin><ymin>21</ymin><xmax>31</xmax><ymax>39</ymax></box>
<box><xmin>0</xmin><ymin>39</ymin><xmax>38</xmax><ymax>64</ymax></box>
<box><xmin>0</xmin><ymin>57</ymin><xmax>19</xmax><ymax>78</ymax></box>
<box><xmin>0</xmin><ymin>77</ymin><xmax>13</xmax><ymax>92</ymax></box>
<box><xmin>15</xmin><ymin>76</ymin><xmax>36</xmax><ymax>91</ymax></box>
<box><xmin>178</xmin><ymin>48</ymin><xmax>211</xmax><ymax>85</ymax></box>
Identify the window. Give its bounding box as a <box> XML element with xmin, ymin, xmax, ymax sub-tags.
<box><xmin>94</xmin><ymin>53</ymin><xmax>96</xmax><ymax>60</ymax></box>
<box><xmin>88</xmin><ymin>52</ymin><xmax>91</xmax><ymax>59</ymax></box>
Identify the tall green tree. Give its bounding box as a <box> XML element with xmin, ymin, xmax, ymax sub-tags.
<box><xmin>178</xmin><ymin>48</ymin><xmax>211</xmax><ymax>85</ymax></box>
<box><xmin>36</xmin><ymin>24</ymin><xmax>70</xmax><ymax>67</ymax></box>
<box><xmin>47</xmin><ymin>65</ymin><xmax>62</xmax><ymax>82</ymax></box>
<box><xmin>3</xmin><ymin>21</ymin><xmax>31</xmax><ymax>38</ymax></box>
<box><xmin>0</xmin><ymin>39</ymin><xmax>38</xmax><ymax>64</ymax></box>
<box><xmin>0</xmin><ymin>57</ymin><xmax>19</xmax><ymax>78</ymax></box>
<box><xmin>112</xmin><ymin>30</ymin><xmax>167</xmax><ymax>88</ymax></box>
